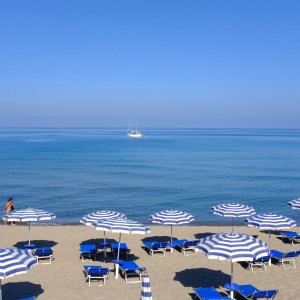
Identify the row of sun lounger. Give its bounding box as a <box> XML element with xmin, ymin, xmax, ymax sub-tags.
<box><xmin>80</xmin><ymin>239</ymin><xmax>200</xmax><ymax>260</ymax></box>
<box><xmin>83</xmin><ymin>261</ymin><xmax>146</xmax><ymax>285</ymax></box>
<box><xmin>80</xmin><ymin>243</ymin><xmax>130</xmax><ymax>261</ymax></box>
<box><xmin>80</xmin><ymin>243</ymin><xmax>146</xmax><ymax>284</ymax></box>
<box><xmin>194</xmin><ymin>284</ymin><xmax>279</xmax><ymax>300</ymax></box>
<box><xmin>143</xmin><ymin>239</ymin><xmax>199</xmax><ymax>256</ymax></box>
<box><xmin>248</xmin><ymin>249</ymin><xmax>300</xmax><ymax>271</ymax></box>
<box><xmin>80</xmin><ymin>241</ymin><xmax>300</xmax><ymax>269</ymax></box>
<box><xmin>77</xmin><ymin>239</ymin><xmax>299</xmax><ymax>297</ymax></box>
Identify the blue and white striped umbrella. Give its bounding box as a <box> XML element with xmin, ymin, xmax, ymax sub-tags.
<box><xmin>3</xmin><ymin>208</ymin><xmax>56</xmax><ymax>246</ymax></box>
<box><xmin>0</xmin><ymin>248</ymin><xmax>37</xmax><ymax>300</ymax></box>
<box><xmin>80</xmin><ymin>210</ymin><xmax>126</xmax><ymax>257</ymax></box>
<box><xmin>212</xmin><ymin>203</ymin><xmax>256</xmax><ymax>232</ymax></box>
<box><xmin>288</xmin><ymin>198</ymin><xmax>300</xmax><ymax>210</ymax></box>
<box><xmin>150</xmin><ymin>210</ymin><xmax>194</xmax><ymax>244</ymax></box>
<box><xmin>80</xmin><ymin>210</ymin><xmax>126</xmax><ymax>225</ymax></box>
<box><xmin>246</xmin><ymin>213</ymin><xmax>296</xmax><ymax>247</ymax></box>
<box><xmin>196</xmin><ymin>233</ymin><xmax>268</xmax><ymax>299</ymax></box>
<box><xmin>246</xmin><ymin>213</ymin><xmax>296</xmax><ymax>230</ymax></box>
<box><xmin>3</xmin><ymin>208</ymin><xmax>56</xmax><ymax>222</ymax></box>
<box><xmin>140</xmin><ymin>273</ymin><xmax>152</xmax><ymax>300</ymax></box>
<box><xmin>93</xmin><ymin>218</ymin><xmax>150</xmax><ymax>279</ymax></box>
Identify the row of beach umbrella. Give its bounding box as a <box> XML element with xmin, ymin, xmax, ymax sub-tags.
<box><xmin>4</xmin><ymin>198</ymin><xmax>300</xmax><ymax>248</ymax></box>
<box><xmin>1</xmin><ymin>198</ymin><xmax>300</xmax><ymax>300</ymax></box>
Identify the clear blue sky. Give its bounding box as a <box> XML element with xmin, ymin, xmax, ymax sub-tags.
<box><xmin>0</xmin><ymin>0</ymin><xmax>299</xmax><ymax>128</ymax></box>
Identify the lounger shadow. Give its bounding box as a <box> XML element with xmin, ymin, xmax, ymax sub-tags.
<box><xmin>193</xmin><ymin>287</ymin><xmax>230</xmax><ymax>300</ymax></box>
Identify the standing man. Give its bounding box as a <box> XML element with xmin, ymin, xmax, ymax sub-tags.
<box><xmin>4</xmin><ymin>197</ymin><xmax>14</xmax><ymax>225</ymax></box>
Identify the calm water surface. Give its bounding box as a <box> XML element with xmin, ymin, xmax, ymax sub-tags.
<box><xmin>0</xmin><ymin>128</ymin><xmax>299</xmax><ymax>225</ymax></box>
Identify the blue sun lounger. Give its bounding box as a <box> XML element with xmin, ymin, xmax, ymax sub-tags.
<box><xmin>234</xmin><ymin>284</ymin><xmax>278</xmax><ymax>299</ymax></box>
<box><xmin>193</xmin><ymin>287</ymin><xmax>231</xmax><ymax>300</ymax></box>
<box><xmin>80</xmin><ymin>244</ymin><xmax>98</xmax><ymax>262</ymax></box>
<box><xmin>269</xmin><ymin>249</ymin><xmax>300</xmax><ymax>269</ymax></box>
<box><xmin>173</xmin><ymin>239</ymin><xmax>199</xmax><ymax>256</ymax></box>
<box><xmin>143</xmin><ymin>241</ymin><xmax>168</xmax><ymax>257</ymax></box>
<box><xmin>281</xmin><ymin>231</ymin><xmax>300</xmax><ymax>246</ymax></box>
<box><xmin>33</xmin><ymin>247</ymin><xmax>54</xmax><ymax>264</ymax></box>
<box><xmin>119</xmin><ymin>260</ymin><xmax>146</xmax><ymax>283</ymax></box>
<box><xmin>248</xmin><ymin>255</ymin><xmax>270</xmax><ymax>272</ymax></box>
<box><xmin>83</xmin><ymin>265</ymin><xmax>110</xmax><ymax>286</ymax></box>
<box><xmin>111</xmin><ymin>243</ymin><xmax>130</xmax><ymax>259</ymax></box>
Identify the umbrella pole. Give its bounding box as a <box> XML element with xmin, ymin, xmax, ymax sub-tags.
<box><xmin>0</xmin><ymin>279</ymin><xmax>2</xmax><ymax>300</ymax></box>
<box><xmin>28</xmin><ymin>222</ymin><xmax>31</xmax><ymax>245</ymax></box>
<box><xmin>231</xmin><ymin>217</ymin><xmax>234</xmax><ymax>233</ymax></box>
<box><xmin>230</xmin><ymin>261</ymin><xmax>234</xmax><ymax>299</ymax></box>
<box><xmin>103</xmin><ymin>231</ymin><xmax>107</xmax><ymax>258</ymax></box>
<box><xmin>115</xmin><ymin>233</ymin><xmax>122</xmax><ymax>279</ymax></box>
<box><xmin>268</xmin><ymin>229</ymin><xmax>271</xmax><ymax>249</ymax></box>
<box><xmin>170</xmin><ymin>225</ymin><xmax>174</xmax><ymax>252</ymax></box>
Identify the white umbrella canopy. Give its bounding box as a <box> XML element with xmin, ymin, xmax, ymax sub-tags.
<box><xmin>196</xmin><ymin>232</ymin><xmax>268</xmax><ymax>299</ymax></box>
<box><xmin>3</xmin><ymin>208</ymin><xmax>56</xmax><ymax>247</ymax></box>
<box><xmin>80</xmin><ymin>210</ymin><xmax>126</xmax><ymax>225</ymax></box>
<box><xmin>93</xmin><ymin>218</ymin><xmax>151</xmax><ymax>279</ymax></box>
<box><xmin>0</xmin><ymin>248</ymin><xmax>37</xmax><ymax>300</ymax></box>
<box><xmin>80</xmin><ymin>210</ymin><xmax>127</xmax><ymax>257</ymax></box>
<box><xmin>212</xmin><ymin>203</ymin><xmax>256</xmax><ymax>232</ymax></box>
<box><xmin>245</xmin><ymin>213</ymin><xmax>296</xmax><ymax>247</ymax></box>
<box><xmin>150</xmin><ymin>209</ymin><xmax>194</xmax><ymax>244</ymax></box>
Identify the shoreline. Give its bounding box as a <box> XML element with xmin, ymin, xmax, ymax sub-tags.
<box><xmin>5</xmin><ymin>220</ymin><xmax>250</xmax><ymax>227</ymax></box>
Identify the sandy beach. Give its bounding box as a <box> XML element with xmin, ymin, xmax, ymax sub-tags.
<box><xmin>1</xmin><ymin>224</ymin><xmax>299</xmax><ymax>300</ymax></box>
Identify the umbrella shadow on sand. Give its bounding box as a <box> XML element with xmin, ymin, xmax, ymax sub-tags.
<box><xmin>174</xmin><ymin>268</ymin><xmax>230</xmax><ymax>299</ymax></box>
<box><xmin>2</xmin><ymin>281</ymin><xmax>44</xmax><ymax>300</ymax></box>
<box><xmin>13</xmin><ymin>240</ymin><xmax>57</xmax><ymax>248</ymax></box>
<box><xmin>174</xmin><ymin>267</ymin><xmax>230</xmax><ymax>287</ymax></box>
<box><xmin>142</xmin><ymin>236</ymin><xmax>176</xmax><ymax>242</ymax></box>
<box><xmin>260</xmin><ymin>230</ymin><xmax>282</xmax><ymax>237</ymax></box>
<box><xmin>194</xmin><ymin>232</ymin><xmax>215</xmax><ymax>240</ymax></box>
<box><xmin>81</xmin><ymin>238</ymin><xmax>116</xmax><ymax>246</ymax></box>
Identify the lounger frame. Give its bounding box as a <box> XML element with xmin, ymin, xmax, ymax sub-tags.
<box><xmin>248</xmin><ymin>256</ymin><xmax>270</xmax><ymax>272</ymax></box>
<box><xmin>281</xmin><ymin>231</ymin><xmax>300</xmax><ymax>246</ymax></box>
<box><xmin>143</xmin><ymin>241</ymin><xmax>168</xmax><ymax>257</ymax></box>
<box><xmin>180</xmin><ymin>240</ymin><xmax>199</xmax><ymax>256</ymax></box>
<box><xmin>34</xmin><ymin>247</ymin><xmax>54</xmax><ymax>264</ymax></box>
<box><xmin>84</xmin><ymin>266</ymin><xmax>109</xmax><ymax>286</ymax></box>
<box><xmin>234</xmin><ymin>284</ymin><xmax>278</xmax><ymax>300</ymax></box>
<box><xmin>119</xmin><ymin>261</ymin><xmax>146</xmax><ymax>283</ymax></box>
<box><xmin>270</xmin><ymin>250</ymin><xmax>300</xmax><ymax>269</ymax></box>
<box><xmin>80</xmin><ymin>244</ymin><xmax>98</xmax><ymax>262</ymax></box>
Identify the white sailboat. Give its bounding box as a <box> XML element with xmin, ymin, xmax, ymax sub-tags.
<box><xmin>127</xmin><ymin>118</ymin><xmax>143</xmax><ymax>138</ymax></box>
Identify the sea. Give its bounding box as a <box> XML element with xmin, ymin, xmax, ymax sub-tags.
<box><xmin>0</xmin><ymin>128</ymin><xmax>300</xmax><ymax>226</ymax></box>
